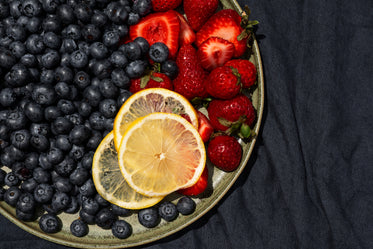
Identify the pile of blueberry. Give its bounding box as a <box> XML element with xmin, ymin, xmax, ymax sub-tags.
<box><xmin>0</xmin><ymin>0</ymin><xmax>193</xmax><ymax>240</ymax></box>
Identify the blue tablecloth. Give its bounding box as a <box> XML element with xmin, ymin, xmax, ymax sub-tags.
<box><xmin>1</xmin><ymin>0</ymin><xmax>372</xmax><ymax>248</ymax></box>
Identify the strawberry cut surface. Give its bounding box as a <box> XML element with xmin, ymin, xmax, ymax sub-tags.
<box><xmin>198</xmin><ymin>37</ymin><xmax>235</xmax><ymax>71</ymax></box>
<box><xmin>129</xmin><ymin>11</ymin><xmax>181</xmax><ymax>59</ymax></box>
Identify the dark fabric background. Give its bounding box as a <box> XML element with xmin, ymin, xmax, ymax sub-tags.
<box><xmin>1</xmin><ymin>0</ymin><xmax>373</xmax><ymax>248</ymax></box>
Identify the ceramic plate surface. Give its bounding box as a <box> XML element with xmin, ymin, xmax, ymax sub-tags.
<box><xmin>0</xmin><ymin>0</ymin><xmax>264</xmax><ymax>248</ymax></box>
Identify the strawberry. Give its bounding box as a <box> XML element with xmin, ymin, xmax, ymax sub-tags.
<box><xmin>197</xmin><ymin>37</ymin><xmax>235</xmax><ymax>71</ymax></box>
<box><xmin>171</xmin><ymin>11</ymin><xmax>196</xmax><ymax>46</ymax></box>
<box><xmin>184</xmin><ymin>0</ymin><xmax>219</xmax><ymax>31</ymax></box>
<box><xmin>197</xmin><ymin>111</ymin><xmax>214</xmax><ymax>143</ymax></box>
<box><xmin>196</xmin><ymin>9</ymin><xmax>248</xmax><ymax>58</ymax></box>
<box><xmin>129</xmin><ymin>11</ymin><xmax>180</xmax><ymax>59</ymax></box>
<box><xmin>129</xmin><ymin>72</ymin><xmax>173</xmax><ymax>93</ymax></box>
<box><xmin>207</xmin><ymin>135</ymin><xmax>242</xmax><ymax>172</ymax></box>
<box><xmin>151</xmin><ymin>0</ymin><xmax>182</xmax><ymax>12</ymax></box>
<box><xmin>205</xmin><ymin>66</ymin><xmax>241</xmax><ymax>99</ymax></box>
<box><xmin>225</xmin><ymin>59</ymin><xmax>257</xmax><ymax>88</ymax></box>
<box><xmin>178</xmin><ymin>166</ymin><xmax>208</xmax><ymax>196</ymax></box>
<box><xmin>207</xmin><ymin>94</ymin><xmax>256</xmax><ymax>132</ymax></box>
<box><xmin>173</xmin><ymin>44</ymin><xmax>208</xmax><ymax>100</ymax></box>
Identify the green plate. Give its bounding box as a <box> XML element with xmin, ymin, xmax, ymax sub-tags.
<box><xmin>0</xmin><ymin>0</ymin><xmax>264</xmax><ymax>248</ymax></box>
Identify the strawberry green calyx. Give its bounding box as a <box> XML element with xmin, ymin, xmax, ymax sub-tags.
<box><xmin>237</xmin><ymin>6</ymin><xmax>259</xmax><ymax>46</ymax></box>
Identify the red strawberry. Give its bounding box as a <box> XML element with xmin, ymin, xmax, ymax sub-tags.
<box><xmin>173</xmin><ymin>44</ymin><xmax>208</xmax><ymax>100</ymax></box>
<box><xmin>205</xmin><ymin>66</ymin><xmax>241</xmax><ymax>99</ymax></box>
<box><xmin>184</xmin><ymin>0</ymin><xmax>219</xmax><ymax>31</ymax></box>
<box><xmin>129</xmin><ymin>72</ymin><xmax>173</xmax><ymax>93</ymax></box>
<box><xmin>151</xmin><ymin>0</ymin><xmax>182</xmax><ymax>12</ymax></box>
<box><xmin>197</xmin><ymin>111</ymin><xmax>214</xmax><ymax>143</ymax></box>
<box><xmin>196</xmin><ymin>9</ymin><xmax>248</xmax><ymax>58</ymax></box>
<box><xmin>207</xmin><ymin>135</ymin><xmax>242</xmax><ymax>172</ymax></box>
<box><xmin>129</xmin><ymin>11</ymin><xmax>180</xmax><ymax>58</ymax></box>
<box><xmin>178</xmin><ymin>166</ymin><xmax>208</xmax><ymax>196</ymax></box>
<box><xmin>225</xmin><ymin>59</ymin><xmax>257</xmax><ymax>88</ymax></box>
<box><xmin>197</xmin><ymin>37</ymin><xmax>235</xmax><ymax>71</ymax></box>
<box><xmin>171</xmin><ymin>10</ymin><xmax>196</xmax><ymax>45</ymax></box>
<box><xmin>207</xmin><ymin>94</ymin><xmax>256</xmax><ymax>132</ymax></box>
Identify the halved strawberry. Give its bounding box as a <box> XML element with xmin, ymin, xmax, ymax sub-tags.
<box><xmin>196</xmin><ymin>9</ymin><xmax>248</xmax><ymax>58</ymax></box>
<box><xmin>178</xmin><ymin>166</ymin><xmax>208</xmax><ymax>196</ymax></box>
<box><xmin>171</xmin><ymin>10</ymin><xmax>196</xmax><ymax>45</ymax></box>
<box><xmin>197</xmin><ymin>111</ymin><xmax>214</xmax><ymax>143</ymax></box>
<box><xmin>197</xmin><ymin>37</ymin><xmax>235</xmax><ymax>71</ymax></box>
<box><xmin>129</xmin><ymin>11</ymin><xmax>180</xmax><ymax>58</ymax></box>
<box><xmin>152</xmin><ymin>0</ymin><xmax>182</xmax><ymax>12</ymax></box>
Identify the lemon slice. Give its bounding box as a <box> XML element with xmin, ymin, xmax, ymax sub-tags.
<box><xmin>113</xmin><ymin>88</ymin><xmax>198</xmax><ymax>151</ymax></box>
<box><xmin>118</xmin><ymin>112</ymin><xmax>206</xmax><ymax>197</ymax></box>
<box><xmin>92</xmin><ymin>131</ymin><xmax>163</xmax><ymax>209</ymax></box>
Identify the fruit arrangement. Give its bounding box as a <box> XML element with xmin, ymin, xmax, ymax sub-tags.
<box><xmin>0</xmin><ymin>0</ymin><xmax>261</xmax><ymax>246</ymax></box>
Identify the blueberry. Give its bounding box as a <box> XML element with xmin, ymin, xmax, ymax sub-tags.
<box><xmin>111</xmin><ymin>68</ymin><xmax>130</xmax><ymax>89</ymax></box>
<box><xmin>16</xmin><ymin>208</ymin><xmax>36</xmax><ymax>221</ymax></box>
<box><xmin>11</xmin><ymin>129</ymin><xmax>31</xmax><ymax>150</ymax></box>
<box><xmin>41</xmin><ymin>50</ymin><xmax>60</xmax><ymax>69</ymax></box>
<box><xmin>133</xmin><ymin>37</ymin><xmax>150</xmax><ymax>55</ymax></box>
<box><xmin>69</xmin><ymin>167</ymin><xmax>90</xmax><ymax>186</ymax></box>
<box><xmin>112</xmin><ymin>220</ymin><xmax>132</xmax><ymax>239</ymax></box>
<box><xmin>29</xmin><ymin>123</ymin><xmax>50</xmax><ymax>137</ymax></box>
<box><xmin>0</xmin><ymin>48</ymin><xmax>17</xmax><ymax>69</ymax></box>
<box><xmin>57</xmin><ymin>99</ymin><xmax>75</xmax><ymax>115</ymax></box>
<box><xmin>53</xmin><ymin>177</ymin><xmax>73</xmax><ymax>193</ymax></box>
<box><xmin>32</xmin><ymin>84</ymin><xmax>57</xmax><ymax>106</ymax></box>
<box><xmin>6</xmin><ymin>109</ymin><xmax>28</xmax><ymax>130</ymax></box>
<box><xmin>138</xmin><ymin>207</ymin><xmax>160</xmax><ymax>228</ymax></box>
<box><xmin>9</xmin><ymin>41</ymin><xmax>26</xmax><ymax>59</ymax></box>
<box><xmin>132</xmin><ymin>0</ymin><xmax>152</xmax><ymax>17</ymax></box>
<box><xmin>39</xmin><ymin>213</ymin><xmax>62</xmax><ymax>233</ymax></box>
<box><xmin>109</xmin><ymin>51</ymin><xmax>128</xmax><ymax>68</ymax></box>
<box><xmin>0</xmin><ymin>88</ymin><xmax>17</xmax><ymax>107</ymax></box>
<box><xmin>4</xmin><ymin>172</ymin><xmax>20</xmax><ymax>187</ymax></box>
<box><xmin>24</xmin><ymin>102</ymin><xmax>44</xmax><ymax>122</ymax></box>
<box><xmin>70</xmin><ymin>219</ymin><xmax>89</xmax><ymax>237</ymax></box>
<box><xmin>55</xmin><ymin>135</ymin><xmax>72</xmax><ymax>152</ymax></box>
<box><xmin>62</xmin><ymin>24</ymin><xmax>81</xmax><ymax>40</ymax></box>
<box><xmin>44</xmin><ymin>106</ymin><xmax>61</xmax><ymax>122</ymax></box>
<box><xmin>16</xmin><ymin>192</ymin><xmax>36</xmax><ymax>213</ymax></box>
<box><xmin>22</xmin><ymin>0</ymin><xmax>43</xmax><ymax>17</ymax></box>
<box><xmin>26</xmin><ymin>16</ymin><xmax>42</xmax><ymax>33</ymax></box>
<box><xmin>51</xmin><ymin>191</ymin><xmax>71</xmax><ymax>212</ymax></box>
<box><xmin>86</xmin><ymin>131</ymin><xmax>102</xmax><ymax>150</ymax></box>
<box><xmin>122</xmin><ymin>42</ymin><xmax>141</xmax><ymax>61</ymax></box>
<box><xmin>0</xmin><ymin>169</ymin><xmax>6</xmax><ymax>185</ymax></box>
<box><xmin>81</xmin><ymin>151</ymin><xmax>94</xmax><ymax>170</ymax></box>
<box><xmin>6</xmin><ymin>63</ymin><xmax>30</xmax><ymax>87</ymax></box>
<box><xmin>69</xmin><ymin>125</ymin><xmax>91</xmax><ymax>145</ymax></box>
<box><xmin>6</xmin><ymin>24</ymin><xmax>26</xmax><ymax>41</ymax></box>
<box><xmin>76</xmin><ymin>101</ymin><xmax>92</xmax><ymax>118</ymax></box>
<box><xmin>158</xmin><ymin>201</ymin><xmax>178</xmax><ymax>221</ymax></box>
<box><xmin>0</xmin><ymin>2</ymin><xmax>10</xmax><ymax>19</ymax></box>
<box><xmin>95</xmin><ymin>194</ymin><xmax>110</xmax><ymax>207</ymax></box>
<box><xmin>79</xmin><ymin>209</ymin><xmax>96</xmax><ymax>224</ymax></box>
<box><xmin>39</xmin><ymin>152</ymin><xmax>54</xmax><ymax>170</ymax></box>
<box><xmin>20</xmin><ymin>54</ymin><xmax>37</xmax><ymax>67</ymax></box>
<box><xmin>177</xmin><ymin>196</ymin><xmax>196</xmax><ymax>215</ymax></box>
<box><xmin>89</xmin><ymin>42</ymin><xmax>108</xmax><ymax>60</ymax></box>
<box><xmin>51</xmin><ymin>117</ymin><xmax>73</xmax><ymax>135</ymax></box>
<box><xmin>33</xmin><ymin>167</ymin><xmax>51</xmax><ymax>184</ymax></box>
<box><xmin>79</xmin><ymin>179</ymin><xmax>96</xmax><ymax>197</ymax></box>
<box><xmin>82</xmin><ymin>197</ymin><xmax>100</xmax><ymax>215</ymax></box>
<box><xmin>54</xmin><ymin>156</ymin><xmax>76</xmax><ymax>177</ymax></box>
<box><xmin>69</xmin><ymin>144</ymin><xmax>85</xmax><ymax>161</ymax></box>
<box><xmin>161</xmin><ymin>60</ymin><xmax>179</xmax><ymax>79</ymax></box>
<box><xmin>66</xmin><ymin>113</ymin><xmax>84</xmax><ymax>126</ymax></box>
<box><xmin>25</xmin><ymin>34</ymin><xmax>45</xmax><ymax>54</ymax></box>
<box><xmin>102</xmin><ymin>30</ymin><xmax>120</xmax><ymax>48</ymax></box>
<box><xmin>42</xmin><ymin>14</ymin><xmax>62</xmax><ymax>33</ymax></box>
<box><xmin>149</xmin><ymin>42</ymin><xmax>169</xmax><ymax>63</ymax></box>
<box><xmin>81</xmin><ymin>24</ymin><xmax>101</xmax><ymax>42</ymax></box>
<box><xmin>72</xmin><ymin>72</ymin><xmax>90</xmax><ymax>91</ymax></box>
<box><xmin>95</xmin><ymin>208</ymin><xmax>117</xmax><ymax>229</ymax></box>
<box><xmin>41</xmin><ymin>0</ymin><xmax>59</xmax><ymax>13</ymax></box>
<box><xmin>54</xmin><ymin>82</ymin><xmax>71</xmax><ymax>99</ymax></box>
<box><xmin>89</xmin><ymin>112</ymin><xmax>106</xmax><ymax>131</ymax></box>
<box><xmin>99</xmin><ymin>99</ymin><xmax>118</xmax><ymax>118</ymax></box>
<box><xmin>70</xmin><ymin>50</ymin><xmax>88</xmax><ymax>69</ymax></box>
<box><xmin>39</xmin><ymin>69</ymin><xmax>55</xmax><ymax>84</ymax></box>
<box><xmin>9</xmin><ymin>0</ymin><xmax>22</xmax><ymax>18</ymax></box>
<box><xmin>110</xmin><ymin>24</ymin><xmax>128</xmax><ymax>38</ymax></box>
<box><xmin>99</xmin><ymin>79</ymin><xmax>118</xmax><ymax>99</ymax></box>
<box><xmin>127</xmin><ymin>12</ymin><xmax>140</xmax><ymax>26</ymax></box>
<box><xmin>91</xmin><ymin>59</ymin><xmax>112</xmax><ymax>79</ymax></box>
<box><xmin>60</xmin><ymin>38</ymin><xmax>77</xmax><ymax>53</ymax></box>
<box><xmin>24</xmin><ymin>152</ymin><xmax>39</xmax><ymax>170</ymax></box>
<box><xmin>111</xmin><ymin>204</ymin><xmax>131</xmax><ymax>216</ymax></box>
<box><xmin>125</xmin><ymin>60</ymin><xmax>147</xmax><ymax>79</ymax></box>
<box><xmin>83</xmin><ymin>86</ymin><xmax>102</xmax><ymax>107</ymax></box>
<box><xmin>21</xmin><ymin>178</ymin><xmax>38</xmax><ymax>193</ymax></box>
<box><xmin>91</xmin><ymin>10</ymin><xmax>108</xmax><ymax>27</ymax></box>
<box><xmin>47</xmin><ymin>147</ymin><xmax>64</xmax><ymax>165</ymax></box>
<box><xmin>74</xmin><ymin>3</ymin><xmax>92</xmax><ymax>23</ymax></box>
<box><xmin>65</xmin><ymin>196</ymin><xmax>80</xmax><ymax>214</ymax></box>
<box><xmin>57</xmin><ymin>4</ymin><xmax>75</xmax><ymax>24</ymax></box>
<box><xmin>4</xmin><ymin>186</ymin><xmax>22</xmax><ymax>206</ymax></box>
